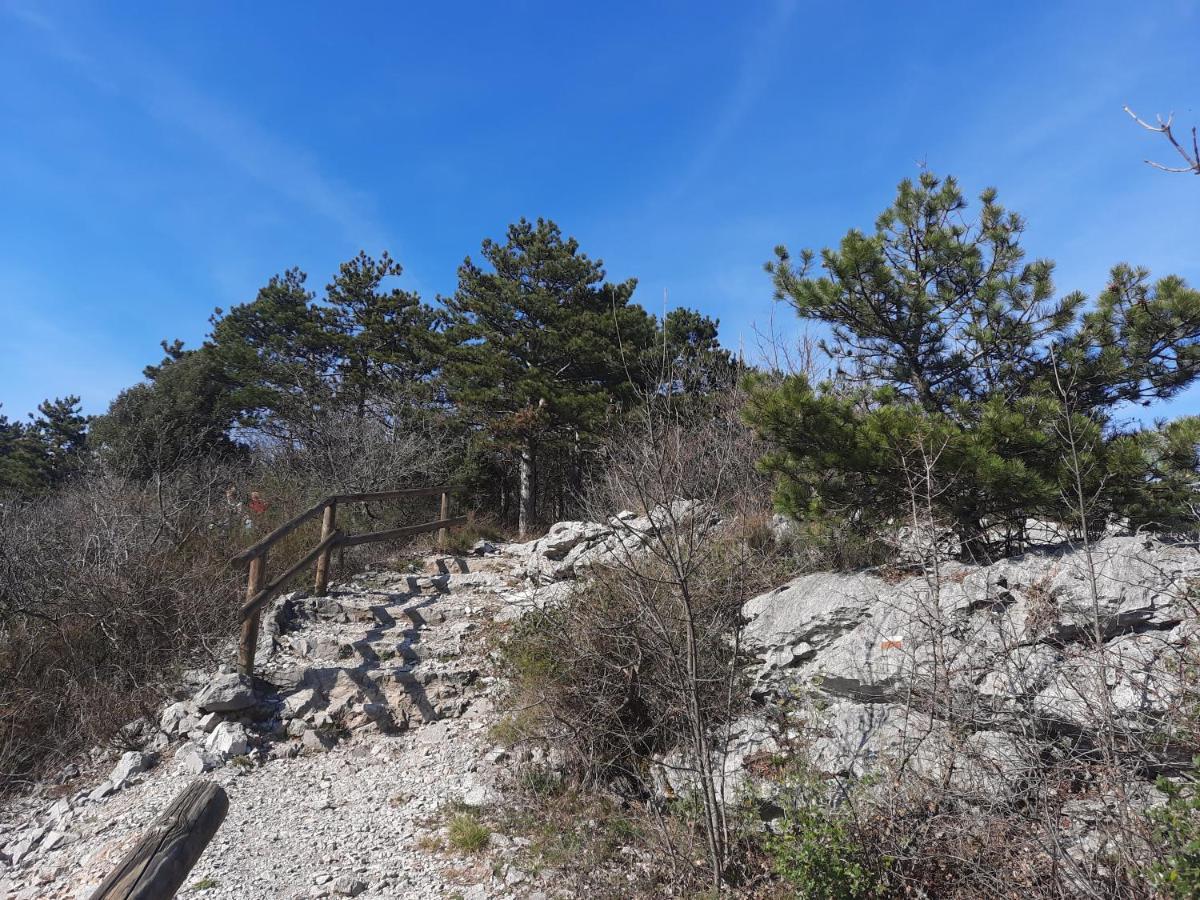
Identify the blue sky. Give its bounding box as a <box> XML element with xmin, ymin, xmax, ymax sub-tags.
<box><xmin>1</xmin><ymin>0</ymin><xmax>1198</xmax><ymax>421</ymax></box>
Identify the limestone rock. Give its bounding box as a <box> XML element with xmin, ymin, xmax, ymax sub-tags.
<box><xmin>109</xmin><ymin>751</ymin><xmax>154</xmax><ymax>789</ymax></box>
<box><xmin>331</xmin><ymin>875</ymin><xmax>367</xmax><ymax>896</ymax></box>
<box><xmin>194</xmin><ymin>673</ymin><xmax>257</xmax><ymax>713</ymax></box>
<box><xmin>302</xmin><ymin>728</ymin><xmax>337</xmax><ymax>753</ymax></box>
<box><xmin>525</xmin><ymin>521</ymin><xmax>612</xmax><ymax>582</ymax></box>
<box><xmin>206</xmin><ymin>722</ymin><xmax>250</xmax><ymax>758</ymax></box>
<box><xmin>1034</xmin><ymin>630</ymin><xmax>1187</xmax><ymax>730</ymax></box>
<box><xmin>175</xmin><ymin>742</ymin><xmax>221</xmax><ymax>774</ymax></box>
<box><xmin>158</xmin><ymin>701</ymin><xmax>193</xmax><ymax>736</ymax></box>
<box><xmin>744</xmin><ymin>572</ymin><xmax>877</xmax><ymax>663</ymax></box>
<box><xmin>282</xmin><ymin>687</ymin><xmax>320</xmax><ymax>720</ymax></box>
<box><xmin>493</xmin><ymin>580</ymin><xmax>578</xmax><ymax>623</ymax></box>
<box><xmin>87</xmin><ymin>780</ymin><xmax>115</xmax><ymax>803</ymax></box>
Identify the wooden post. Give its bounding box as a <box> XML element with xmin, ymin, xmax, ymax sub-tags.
<box><xmin>437</xmin><ymin>490</ymin><xmax>450</xmax><ymax>549</ymax></box>
<box><xmin>313</xmin><ymin>500</ymin><xmax>337</xmax><ymax>595</ymax></box>
<box><xmin>237</xmin><ymin>553</ymin><xmax>266</xmax><ymax>677</ymax></box>
<box><xmin>89</xmin><ymin>780</ymin><xmax>228</xmax><ymax>900</ymax></box>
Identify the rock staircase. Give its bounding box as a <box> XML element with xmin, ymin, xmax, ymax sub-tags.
<box><xmin>0</xmin><ymin>543</ymin><xmax>547</xmax><ymax>900</ymax></box>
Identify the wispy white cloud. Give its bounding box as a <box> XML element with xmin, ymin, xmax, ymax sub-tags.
<box><xmin>2</xmin><ymin>1</ymin><xmax>388</xmax><ymax>250</ymax></box>
<box><xmin>138</xmin><ymin>75</ymin><xmax>389</xmax><ymax>251</ymax></box>
<box><xmin>662</xmin><ymin>0</ymin><xmax>799</xmax><ymax>203</ymax></box>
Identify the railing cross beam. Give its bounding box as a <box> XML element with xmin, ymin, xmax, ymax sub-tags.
<box><xmin>231</xmin><ymin>485</ymin><xmax>468</xmax><ymax>677</ymax></box>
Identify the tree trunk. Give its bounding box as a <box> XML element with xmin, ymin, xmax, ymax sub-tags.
<box><xmin>568</xmin><ymin>428</ymin><xmax>583</xmax><ymax>519</ymax></box>
<box><xmin>518</xmin><ymin>437</ymin><xmax>536</xmax><ymax>539</ymax></box>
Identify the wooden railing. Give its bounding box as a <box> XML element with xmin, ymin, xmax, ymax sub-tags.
<box><xmin>232</xmin><ymin>485</ymin><xmax>469</xmax><ymax>676</ymax></box>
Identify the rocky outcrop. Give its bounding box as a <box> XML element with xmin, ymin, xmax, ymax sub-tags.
<box><xmin>738</xmin><ymin>533</ymin><xmax>1199</xmax><ymax>871</ymax></box>
<box><xmin>493</xmin><ymin>580</ymin><xmax>578</xmax><ymax>624</ymax></box>
<box><xmin>745</xmin><ymin>536</ymin><xmax>1197</xmax><ymax>721</ymax></box>
<box><xmin>515</xmin><ymin>500</ymin><xmax>719</xmax><ymax>584</ymax></box>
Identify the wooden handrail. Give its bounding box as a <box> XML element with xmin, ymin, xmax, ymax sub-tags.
<box><xmin>232</xmin><ymin>484</ymin><xmax>471</xmax><ymax>676</ymax></box>
<box><xmin>339</xmin><ymin>515</ymin><xmax>468</xmax><ymax>548</ymax></box>
<box><xmin>230</xmin><ymin>486</ymin><xmax>464</xmax><ymax>564</ymax></box>
<box><xmin>333</xmin><ymin>484</ymin><xmax>456</xmax><ymax>503</ymax></box>
<box><xmin>239</xmin><ymin>529</ymin><xmax>343</xmax><ymax>618</ymax></box>
<box><xmin>231</xmin><ymin>497</ymin><xmax>330</xmax><ymax>565</ymax></box>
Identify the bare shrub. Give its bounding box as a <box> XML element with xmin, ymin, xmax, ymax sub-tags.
<box><xmin>264</xmin><ymin>397</ymin><xmax>460</xmax><ymax>495</ymax></box>
<box><xmin>0</xmin><ymin>404</ymin><xmax>461</xmax><ymax>795</ymax></box>
<box><xmin>502</xmin><ymin>385</ymin><xmax>790</xmax><ymax>891</ymax></box>
<box><xmin>0</xmin><ymin>463</ymin><xmax>244</xmax><ymax>791</ymax></box>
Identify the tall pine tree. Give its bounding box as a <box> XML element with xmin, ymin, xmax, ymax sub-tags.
<box><xmin>442</xmin><ymin>218</ymin><xmax>655</xmax><ymax>535</ymax></box>
<box><xmin>322</xmin><ymin>251</ymin><xmax>438</xmax><ymax>418</ymax></box>
<box><xmin>207</xmin><ymin>268</ymin><xmax>335</xmax><ymax>438</ymax></box>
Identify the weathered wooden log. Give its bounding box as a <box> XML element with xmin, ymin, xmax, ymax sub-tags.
<box><xmin>89</xmin><ymin>780</ymin><xmax>228</xmax><ymax>900</ymax></box>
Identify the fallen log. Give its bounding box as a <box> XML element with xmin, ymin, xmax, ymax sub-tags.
<box><xmin>89</xmin><ymin>779</ymin><xmax>228</xmax><ymax>900</ymax></box>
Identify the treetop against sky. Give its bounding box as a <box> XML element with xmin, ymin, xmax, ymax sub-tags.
<box><xmin>1</xmin><ymin>0</ymin><xmax>1197</xmax><ymax>420</ymax></box>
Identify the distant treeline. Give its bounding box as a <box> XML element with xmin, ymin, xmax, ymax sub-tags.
<box><xmin>4</xmin><ymin>173</ymin><xmax>1200</xmax><ymax>548</ymax></box>
<box><xmin>1</xmin><ymin>218</ymin><xmax>738</xmax><ymax>535</ymax></box>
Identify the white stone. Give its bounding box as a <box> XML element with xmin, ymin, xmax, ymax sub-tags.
<box><xmin>175</xmin><ymin>742</ymin><xmax>220</xmax><ymax>774</ymax></box>
<box><xmin>194</xmin><ymin>672</ymin><xmax>257</xmax><ymax>712</ymax></box>
<box><xmin>158</xmin><ymin>701</ymin><xmax>193</xmax><ymax>736</ymax></box>
<box><xmin>206</xmin><ymin>722</ymin><xmax>250</xmax><ymax>758</ymax></box>
<box><xmin>109</xmin><ymin>751</ymin><xmax>153</xmax><ymax>790</ymax></box>
<box><xmin>86</xmin><ymin>781</ymin><xmax>115</xmax><ymax>803</ymax></box>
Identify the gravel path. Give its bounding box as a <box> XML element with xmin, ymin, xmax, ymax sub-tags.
<box><xmin>0</xmin><ymin>545</ymin><xmax>551</xmax><ymax>900</ymax></box>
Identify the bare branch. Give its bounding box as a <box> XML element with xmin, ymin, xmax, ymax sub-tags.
<box><xmin>1124</xmin><ymin>105</ymin><xmax>1200</xmax><ymax>175</ymax></box>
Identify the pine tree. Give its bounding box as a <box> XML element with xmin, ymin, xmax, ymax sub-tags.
<box><xmin>207</xmin><ymin>255</ymin><xmax>438</xmax><ymax>440</ymax></box>
<box><xmin>658</xmin><ymin>307</ymin><xmax>737</xmax><ymax>394</ymax></box>
<box><xmin>322</xmin><ymin>251</ymin><xmax>438</xmax><ymax>418</ymax></box>
<box><xmin>441</xmin><ymin>218</ymin><xmax>656</xmax><ymax>536</ymax></box>
<box><xmin>32</xmin><ymin>396</ymin><xmax>88</xmax><ymax>480</ymax></box>
<box><xmin>746</xmin><ymin>171</ymin><xmax>1200</xmax><ymax>554</ymax></box>
<box><xmin>207</xmin><ymin>268</ymin><xmax>335</xmax><ymax>436</ymax></box>
<box><xmin>0</xmin><ymin>405</ymin><xmax>45</xmax><ymax>492</ymax></box>
<box><xmin>90</xmin><ymin>342</ymin><xmax>241</xmax><ymax>477</ymax></box>
<box><xmin>0</xmin><ymin>397</ymin><xmax>88</xmax><ymax>492</ymax></box>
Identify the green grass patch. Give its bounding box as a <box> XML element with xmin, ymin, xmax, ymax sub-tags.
<box><xmin>448</xmin><ymin>813</ymin><xmax>491</xmax><ymax>853</ymax></box>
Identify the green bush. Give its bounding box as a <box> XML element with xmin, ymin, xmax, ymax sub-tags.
<box><xmin>1150</xmin><ymin>762</ymin><xmax>1200</xmax><ymax>898</ymax></box>
<box><xmin>764</xmin><ymin>775</ymin><xmax>887</xmax><ymax>900</ymax></box>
